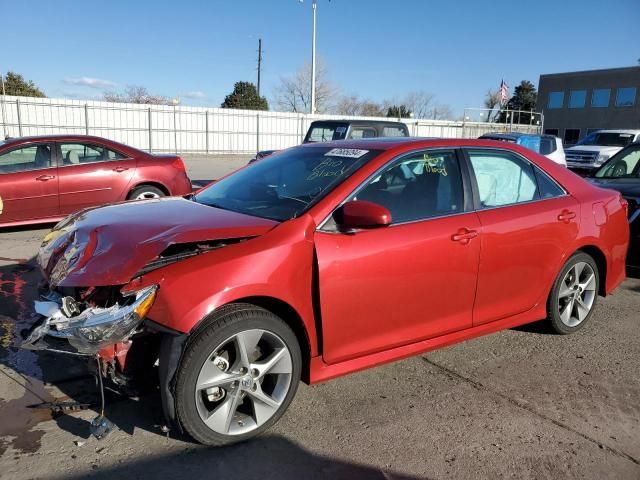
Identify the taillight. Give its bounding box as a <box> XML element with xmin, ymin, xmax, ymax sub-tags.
<box><xmin>171</xmin><ymin>156</ymin><xmax>186</xmax><ymax>172</ymax></box>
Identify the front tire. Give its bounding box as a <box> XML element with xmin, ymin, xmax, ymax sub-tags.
<box><xmin>547</xmin><ymin>252</ymin><xmax>599</xmax><ymax>334</ymax></box>
<box><xmin>175</xmin><ymin>304</ymin><xmax>302</xmax><ymax>446</ymax></box>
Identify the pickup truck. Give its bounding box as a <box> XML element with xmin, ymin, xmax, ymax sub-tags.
<box><xmin>565</xmin><ymin>129</ymin><xmax>640</xmax><ymax>172</ymax></box>
<box><xmin>250</xmin><ymin>119</ymin><xmax>410</xmax><ymax>163</ymax></box>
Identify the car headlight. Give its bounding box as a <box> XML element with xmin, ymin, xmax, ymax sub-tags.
<box><xmin>595</xmin><ymin>154</ymin><xmax>610</xmax><ymax>165</ymax></box>
<box><xmin>26</xmin><ymin>285</ymin><xmax>158</xmax><ymax>354</ymax></box>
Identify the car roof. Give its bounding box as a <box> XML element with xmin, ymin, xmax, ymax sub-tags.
<box><xmin>3</xmin><ymin>134</ymin><xmax>118</xmax><ymax>144</ymax></box>
<box><xmin>588</xmin><ymin>129</ymin><xmax>640</xmax><ymax>134</ymax></box>
<box><xmin>309</xmin><ymin>119</ymin><xmax>408</xmax><ymax>126</ymax></box>
<box><xmin>299</xmin><ymin>136</ymin><xmax>526</xmax><ymax>151</ymax></box>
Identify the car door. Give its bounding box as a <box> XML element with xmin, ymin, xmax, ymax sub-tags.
<box><xmin>0</xmin><ymin>142</ymin><xmax>58</xmax><ymax>224</ymax></box>
<box><xmin>314</xmin><ymin>149</ymin><xmax>481</xmax><ymax>364</ymax></box>
<box><xmin>464</xmin><ymin>148</ymin><xmax>580</xmax><ymax>326</ymax></box>
<box><xmin>56</xmin><ymin>142</ymin><xmax>137</xmax><ymax>214</ymax></box>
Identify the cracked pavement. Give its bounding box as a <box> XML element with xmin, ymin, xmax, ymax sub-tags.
<box><xmin>0</xmin><ymin>155</ymin><xmax>639</xmax><ymax>479</ymax></box>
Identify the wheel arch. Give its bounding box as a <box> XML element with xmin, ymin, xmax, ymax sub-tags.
<box><xmin>575</xmin><ymin>244</ymin><xmax>607</xmax><ymax>297</ymax></box>
<box><xmin>190</xmin><ymin>296</ymin><xmax>313</xmax><ymax>383</ymax></box>
<box><xmin>127</xmin><ymin>181</ymin><xmax>170</xmax><ymax>198</ymax></box>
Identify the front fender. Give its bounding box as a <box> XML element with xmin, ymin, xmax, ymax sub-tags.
<box><xmin>124</xmin><ymin>214</ymin><xmax>319</xmax><ymax>356</ymax></box>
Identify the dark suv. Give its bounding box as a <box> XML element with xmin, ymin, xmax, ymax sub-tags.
<box><xmin>250</xmin><ymin>120</ymin><xmax>410</xmax><ymax>162</ymax></box>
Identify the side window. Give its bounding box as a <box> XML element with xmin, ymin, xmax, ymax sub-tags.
<box><xmin>539</xmin><ymin>137</ymin><xmax>556</xmax><ymax>155</ymax></box>
<box><xmin>0</xmin><ymin>144</ymin><xmax>52</xmax><ymax>173</ymax></box>
<box><xmin>596</xmin><ymin>146</ymin><xmax>640</xmax><ymax>178</ymax></box>
<box><xmin>60</xmin><ymin>143</ymin><xmax>107</xmax><ymax>165</ymax></box>
<box><xmin>382</xmin><ymin>126</ymin><xmax>407</xmax><ymax>137</ymax></box>
<box><xmin>534</xmin><ymin>169</ymin><xmax>564</xmax><ymax>199</ymax></box>
<box><xmin>467</xmin><ymin>150</ymin><xmax>537</xmax><ymax>208</ymax></box>
<box><xmin>354</xmin><ymin>149</ymin><xmax>464</xmax><ymax>224</ymax></box>
<box><xmin>106</xmin><ymin>148</ymin><xmax>126</xmax><ymax>160</ymax></box>
<box><xmin>349</xmin><ymin>128</ymin><xmax>377</xmax><ymax>139</ymax></box>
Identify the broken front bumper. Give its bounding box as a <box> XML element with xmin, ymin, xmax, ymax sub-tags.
<box><xmin>23</xmin><ymin>285</ymin><xmax>158</xmax><ymax>355</ymax></box>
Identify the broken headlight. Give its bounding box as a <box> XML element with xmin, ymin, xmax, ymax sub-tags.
<box><xmin>25</xmin><ymin>285</ymin><xmax>158</xmax><ymax>354</ymax></box>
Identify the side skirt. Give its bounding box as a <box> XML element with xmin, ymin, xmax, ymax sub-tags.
<box><xmin>309</xmin><ymin>305</ymin><xmax>547</xmax><ymax>384</ymax></box>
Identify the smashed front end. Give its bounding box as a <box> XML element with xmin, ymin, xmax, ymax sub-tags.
<box><xmin>24</xmin><ymin>284</ymin><xmax>157</xmax><ymax>355</ymax></box>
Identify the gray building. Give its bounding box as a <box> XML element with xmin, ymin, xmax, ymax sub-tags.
<box><xmin>537</xmin><ymin>66</ymin><xmax>640</xmax><ymax>145</ymax></box>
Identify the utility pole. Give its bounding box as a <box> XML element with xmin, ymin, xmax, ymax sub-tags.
<box><xmin>0</xmin><ymin>74</ymin><xmax>6</xmax><ymax>139</ymax></box>
<box><xmin>310</xmin><ymin>0</ymin><xmax>317</xmax><ymax>115</ymax></box>
<box><xmin>257</xmin><ymin>38</ymin><xmax>263</xmax><ymax>97</ymax></box>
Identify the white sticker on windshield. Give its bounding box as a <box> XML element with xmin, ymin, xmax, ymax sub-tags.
<box><xmin>325</xmin><ymin>148</ymin><xmax>369</xmax><ymax>159</ymax></box>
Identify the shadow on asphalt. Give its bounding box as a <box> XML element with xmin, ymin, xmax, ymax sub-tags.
<box><xmin>52</xmin><ymin>435</ymin><xmax>421</xmax><ymax>480</ymax></box>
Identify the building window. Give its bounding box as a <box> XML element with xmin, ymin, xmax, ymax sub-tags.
<box><xmin>564</xmin><ymin>129</ymin><xmax>580</xmax><ymax>146</ymax></box>
<box><xmin>591</xmin><ymin>89</ymin><xmax>610</xmax><ymax>107</ymax></box>
<box><xmin>545</xmin><ymin>128</ymin><xmax>559</xmax><ymax>136</ymax></box>
<box><xmin>547</xmin><ymin>91</ymin><xmax>564</xmax><ymax>109</ymax></box>
<box><xmin>568</xmin><ymin>90</ymin><xmax>586</xmax><ymax>108</ymax></box>
<box><xmin>615</xmin><ymin>87</ymin><xmax>636</xmax><ymax>107</ymax></box>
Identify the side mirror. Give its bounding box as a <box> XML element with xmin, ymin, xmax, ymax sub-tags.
<box><xmin>335</xmin><ymin>200</ymin><xmax>392</xmax><ymax>229</ymax></box>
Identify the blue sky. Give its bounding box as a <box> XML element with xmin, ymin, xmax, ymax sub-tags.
<box><xmin>3</xmin><ymin>0</ymin><xmax>638</xmax><ymax>114</ymax></box>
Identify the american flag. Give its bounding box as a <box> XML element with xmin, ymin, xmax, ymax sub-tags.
<box><xmin>499</xmin><ymin>79</ymin><xmax>509</xmax><ymax>106</ymax></box>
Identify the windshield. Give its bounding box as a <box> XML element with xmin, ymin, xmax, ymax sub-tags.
<box><xmin>577</xmin><ymin>132</ymin><xmax>636</xmax><ymax>147</ymax></box>
<box><xmin>594</xmin><ymin>145</ymin><xmax>640</xmax><ymax>178</ymax></box>
<box><xmin>194</xmin><ymin>146</ymin><xmax>381</xmax><ymax>221</ymax></box>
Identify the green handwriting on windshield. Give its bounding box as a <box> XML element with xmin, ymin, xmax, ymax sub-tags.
<box><xmin>306</xmin><ymin>158</ymin><xmax>349</xmax><ymax>180</ymax></box>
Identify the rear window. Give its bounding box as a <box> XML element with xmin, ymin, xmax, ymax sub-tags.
<box><xmin>306</xmin><ymin>124</ymin><xmax>348</xmax><ymax>142</ymax></box>
<box><xmin>382</xmin><ymin>125</ymin><xmax>408</xmax><ymax>137</ymax></box>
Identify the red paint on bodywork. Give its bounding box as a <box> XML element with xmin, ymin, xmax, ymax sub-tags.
<box><xmin>35</xmin><ymin>138</ymin><xmax>629</xmax><ymax>385</ymax></box>
<box><xmin>40</xmin><ymin>197</ymin><xmax>278</xmax><ymax>287</ymax></box>
<box><xmin>0</xmin><ymin>135</ymin><xmax>192</xmax><ymax>227</ymax></box>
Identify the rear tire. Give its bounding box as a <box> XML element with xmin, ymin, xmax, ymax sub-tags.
<box><xmin>127</xmin><ymin>185</ymin><xmax>165</xmax><ymax>200</ymax></box>
<box><xmin>547</xmin><ymin>252</ymin><xmax>599</xmax><ymax>334</ymax></box>
<box><xmin>175</xmin><ymin>304</ymin><xmax>302</xmax><ymax>446</ymax></box>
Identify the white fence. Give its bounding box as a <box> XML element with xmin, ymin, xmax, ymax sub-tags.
<box><xmin>0</xmin><ymin>96</ymin><xmax>541</xmax><ymax>154</ymax></box>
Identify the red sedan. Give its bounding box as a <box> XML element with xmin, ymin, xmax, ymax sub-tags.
<box><xmin>26</xmin><ymin>138</ymin><xmax>629</xmax><ymax>446</ymax></box>
<box><xmin>0</xmin><ymin>135</ymin><xmax>192</xmax><ymax>227</ymax></box>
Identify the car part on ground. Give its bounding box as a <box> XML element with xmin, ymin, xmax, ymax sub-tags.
<box><xmin>25</xmin><ymin>137</ymin><xmax>629</xmax><ymax>446</ymax></box>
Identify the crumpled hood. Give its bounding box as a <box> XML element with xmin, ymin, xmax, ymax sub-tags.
<box><xmin>38</xmin><ymin>197</ymin><xmax>278</xmax><ymax>287</ymax></box>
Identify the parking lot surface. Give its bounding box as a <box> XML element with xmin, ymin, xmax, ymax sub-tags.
<box><xmin>0</xmin><ymin>155</ymin><xmax>639</xmax><ymax>479</ymax></box>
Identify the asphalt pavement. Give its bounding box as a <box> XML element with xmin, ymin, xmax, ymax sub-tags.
<box><xmin>0</xmin><ymin>154</ymin><xmax>638</xmax><ymax>479</ymax></box>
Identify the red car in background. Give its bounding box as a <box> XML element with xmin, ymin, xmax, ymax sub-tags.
<box><xmin>0</xmin><ymin>135</ymin><xmax>192</xmax><ymax>227</ymax></box>
<box><xmin>26</xmin><ymin>138</ymin><xmax>628</xmax><ymax>446</ymax></box>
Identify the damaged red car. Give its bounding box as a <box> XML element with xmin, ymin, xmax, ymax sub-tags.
<box><xmin>24</xmin><ymin>138</ymin><xmax>629</xmax><ymax>446</ymax></box>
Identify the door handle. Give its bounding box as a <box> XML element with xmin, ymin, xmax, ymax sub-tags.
<box><xmin>558</xmin><ymin>210</ymin><xmax>576</xmax><ymax>223</ymax></box>
<box><xmin>35</xmin><ymin>175</ymin><xmax>55</xmax><ymax>181</ymax></box>
<box><xmin>113</xmin><ymin>166</ymin><xmax>129</xmax><ymax>172</ymax></box>
<box><xmin>451</xmin><ymin>228</ymin><xmax>478</xmax><ymax>245</ymax></box>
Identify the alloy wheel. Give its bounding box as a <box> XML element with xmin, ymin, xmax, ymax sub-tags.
<box><xmin>135</xmin><ymin>191</ymin><xmax>161</xmax><ymax>200</ymax></box>
<box><xmin>194</xmin><ymin>329</ymin><xmax>293</xmax><ymax>436</ymax></box>
<box><xmin>557</xmin><ymin>261</ymin><xmax>597</xmax><ymax>327</ymax></box>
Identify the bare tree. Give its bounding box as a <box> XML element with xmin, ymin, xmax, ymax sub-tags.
<box><xmin>103</xmin><ymin>86</ymin><xmax>171</xmax><ymax>105</ymax></box>
<box><xmin>403</xmin><ymin>91</ymin><xmax>435</xmax><ymax>118</ymax></box>
<box><xmin>483</xmin><ymin>89</ymin><xmax>501</xmax><ymax>122</ymax></box>
<box><xmin>429</xmin><ymin>103</ymin><xmax>454</xmax><ymax>120</ymax></box>
<box><xmin>334</xmin><ymin>94</ymin><xmax>384</xmax><ymax>117</ymax></box>
<box><xmin>272</xmin><ymin>59</ymin><xmax>338</xmax><ymax>114</ymax></box>
<box><xmin>400</xmin><ymin>90</ymin><xmax>453</xmax><ymax>120</ymax></box>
